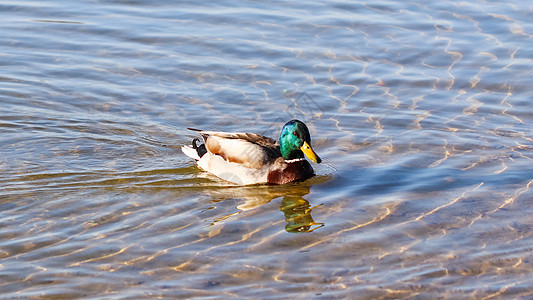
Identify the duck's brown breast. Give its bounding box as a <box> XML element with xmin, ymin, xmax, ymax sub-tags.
<box><xmin>267</xmin><ymin>160</ymin><xmax>314</xmax><ymax>185</ymax></box>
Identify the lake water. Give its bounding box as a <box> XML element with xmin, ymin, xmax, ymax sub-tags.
<box><xmin>1</xmin><ymin>0</ymin><xmax>533</xmax><ymax>298</ymax></box>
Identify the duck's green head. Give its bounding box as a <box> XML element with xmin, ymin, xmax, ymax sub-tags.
<box><xmin>280</xmin><ymin>120</ymin><xmax>321</xmax><ymax>163</ymax></box>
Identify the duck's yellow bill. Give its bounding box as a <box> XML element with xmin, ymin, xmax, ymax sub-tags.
<box><xmin>301</xmin><ymin>141</ymin><xmax>322</xmax><ymax>163</ymax></box>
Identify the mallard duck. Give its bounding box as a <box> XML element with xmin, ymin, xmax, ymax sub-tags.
<box><xmin>182</xmin><ymin>119</ymin><xmax>321</xmax><ymax>185</ymax></box>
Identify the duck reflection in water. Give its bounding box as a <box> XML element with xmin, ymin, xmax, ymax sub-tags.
<box><xmin>207</xmin><ymin>180</ymin><xmax>325</xmax><ymax>233</ymax></box>
<box><xmin>280</xmin><ymin>194</ymin><xmax>324</xmax><ymax>233</ymax></box>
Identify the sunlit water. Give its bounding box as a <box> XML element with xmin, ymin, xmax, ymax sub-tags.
<box><xmin>1</xmin><ymin>0</ymin><xmax>533</xmax><ymax>298</ymax></box>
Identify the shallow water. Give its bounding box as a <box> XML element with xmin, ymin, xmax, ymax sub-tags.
<box><xmin>1</xmin><ymin>0</ymin><xmax>533</xmax><ymax>298</ymax></box>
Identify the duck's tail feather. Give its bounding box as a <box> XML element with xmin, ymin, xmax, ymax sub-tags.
<box><xmin>182</xmin><ymin>145</ymin><xmax>200</xmax><ymax>160</ymax></box>
<box><xmin>181</xmin><ymin>138</ymin><xmax>207</xmax><ymax>161</ymax></box>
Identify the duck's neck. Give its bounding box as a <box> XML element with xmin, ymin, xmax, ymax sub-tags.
<box><xmin>284</xmin><ymin>157</ymin><xmax>305</xmax><ymax>163</ymax></box>
<box><xmin>280</xmin><ymin>143</ymin><xmax>304</xmax><ymax>160</ymax></box>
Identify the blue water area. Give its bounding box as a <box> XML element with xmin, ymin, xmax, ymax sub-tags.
<box><xmin>1</xmin><ymin>0</ymin><xmax>532</xmax><ymax>298</ymax></box>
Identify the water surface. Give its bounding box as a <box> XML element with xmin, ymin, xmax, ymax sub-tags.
<box><xmin>1</xmin><ymin>0</ymin><xmax>533</xmax><ymax>298</ymax></box>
